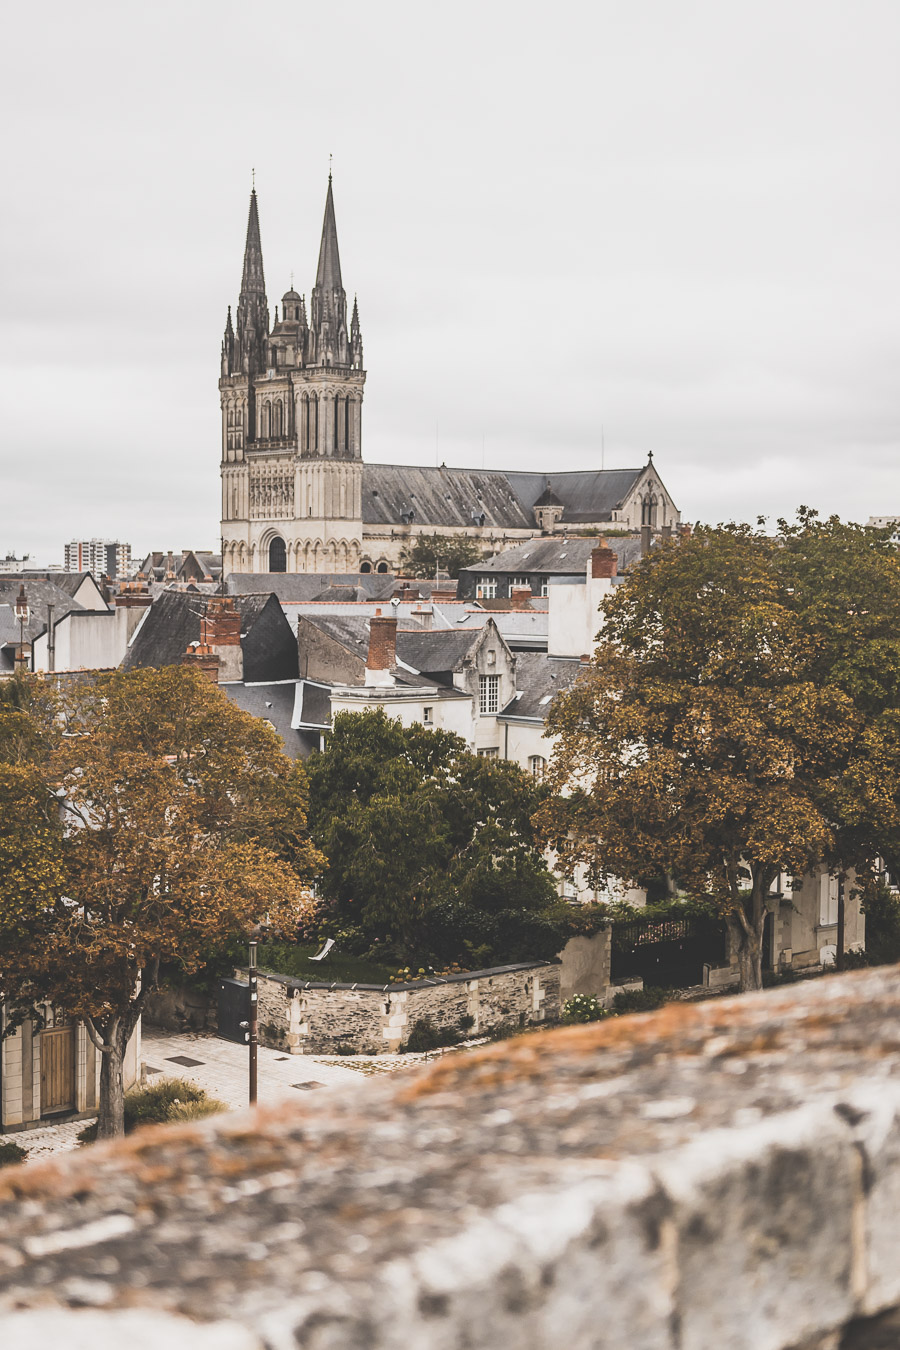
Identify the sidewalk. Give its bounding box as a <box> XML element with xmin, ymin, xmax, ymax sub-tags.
<box><xmin>8</xmin><ymin>1030</ymin><xmax>430</xmax><ymax>1164</ymax></box>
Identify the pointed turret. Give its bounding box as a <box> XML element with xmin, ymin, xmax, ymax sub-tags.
<box><xmin>350</xmin><ymin>294</ymin><xmax>363</xmax><ymax>371</ymax></box>
<box><xmin>310</xmin><ymin>175</ymin><xmax>348</xmax><ymax>366</ymax></box>
<box><xmin>221</xmin><ymin>305</ymin><xmax>235</xmax><ymax>377</ymax></box>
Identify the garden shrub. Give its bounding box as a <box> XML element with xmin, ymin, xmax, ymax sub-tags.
<box><xmin>79</xmin><ymin>1077</ymin><xmax>226</xmax><ymax>1142</ymax></box>
<box><xmin>562</xmin><ymin>994</ymin><xmax>608</xmax><ymax>1024</ymax></box>
<box><xmin>401</xmin><ymin>1017</ymin><xmax>459</xmax><ymax>1053</ymax></box>
<box><xmin>611</xmin><ymin>987</ymin><xmax>668</xmax><ymax>1015</ymax></box>
<box><xmin>0</xmin><ymin>1140</ymin><xmax>27</xmax><ymax>1168</ymax></box>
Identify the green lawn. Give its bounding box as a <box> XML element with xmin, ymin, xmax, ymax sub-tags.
<box><xmin>257</xmin><ymin>942</ymin><xmax>397</xmax><ymax>986</ymax></box>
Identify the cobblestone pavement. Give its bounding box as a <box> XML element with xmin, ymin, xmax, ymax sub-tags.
<box><xmin>8</xmin><ymin>1031</ymin><xmax>433</xmax><ymax>1165</ymax></box>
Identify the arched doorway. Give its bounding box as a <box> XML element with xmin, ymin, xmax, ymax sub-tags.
<box><xmin>269</xmin><ymin>536</ymin><xmax>287</xmax><ymax>572</ymax></box>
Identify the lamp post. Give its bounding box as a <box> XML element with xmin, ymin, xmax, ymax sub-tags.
<box><xmin>248</xmin><ymin>939</ymin><xmax>258</xmax><ymax>1104</ymax></box>
<box><xmin>14</xmin><ymin>584</ymin><xmax>29</xmax><ymax>672</ymax></box>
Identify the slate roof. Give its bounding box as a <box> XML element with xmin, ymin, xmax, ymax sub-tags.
<box><xmin>227</xmin><ymin>573</ymin><xmax>397</xmax><ymax>601</ymax></box>
<box><xmin>361</xmin><ymin>464</ymin><xmax>646</xmax><ymax>529</ymax></box>
<box><xmin>499</xmin><ymin>653</ymin><xmax>584</xmax><ymax>721</ymax></box>
<box><xmin>11</xmin><ymin>571</ymin><xmax>100</xmax><ymax>600</ymax></box>
<box><xmin>220</xmin><ymin>682</ymin><xmax>307</xmax><ymax>757</ymax></box>
<box><xmin>363</xmin><ymin>465</ymin><xmax>532</xmax><ymax>530</ymax></box>
<box><xmin>460</xmin><ymin>535</ymin><xmax>643</xmax><ymax>578</ymax></box>
<box><xmin>395</xmin><ymin>629</ymin><xmax>480</xmax><ymax>675</ymax></box>
<box><xmin>504</xmin><ymin>468</ymin><xmax>644</xmax><ymax>523</ymax></box>
<box><xmin>122</xmin><ymin>592</ymin><xmax>293</xmax><ymax>675</ymax></box>
<box><xmin>0</xmin><ymin>577</ymin><xmax>88</xmax><ymax>641</ymax></box>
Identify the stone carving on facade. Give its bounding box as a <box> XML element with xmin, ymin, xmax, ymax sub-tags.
<box><xmin>249</xmin><ymin>469</ymin><xmax>294</xmax><ymax>520</ymax></box>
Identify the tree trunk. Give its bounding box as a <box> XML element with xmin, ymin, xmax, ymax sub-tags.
<box><xmin>97</xmin><ymin>1040</ymin><xmax>125</xmax><ymax>1138</ymax></box>
<box><xmin>736</xmin><ymin>926</ymin><xmax>763</xmax><ymax>992</ymax></box>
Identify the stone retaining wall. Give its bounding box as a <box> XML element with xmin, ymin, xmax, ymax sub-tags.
<box><xmin>242</xmin><ymin>960</ymin><xmax>561</xmax><ymax>1053</ymax></box>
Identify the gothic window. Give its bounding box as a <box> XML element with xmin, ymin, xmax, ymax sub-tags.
<box><xmin>273</xmin><ymin>400</ymin><xmax>283</xmax><ymax>438</ymax></box>
<box><xmin>376</xmin><ymin>561</ymin><xmax>389</xmax><ymax>574</ymax></box>
<box><xmin>260</xmin><ymin>403</ymin><xmax>271</xmax><ymax>439</ymax></box>
<box><xmin>269</xmin><ymin>537</ymin><xmax>287</xmax><ymax>572</ymax></box>
<box><xmin>359</xmin><ymin>561</ymin><xmax>372</xmax><ymax>574</ymax></box>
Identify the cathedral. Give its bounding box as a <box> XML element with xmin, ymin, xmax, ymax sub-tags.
<box><xmin>220</xmin><ymin>181</ymin><xmax>680</xmax><ymax>576</ymax></box>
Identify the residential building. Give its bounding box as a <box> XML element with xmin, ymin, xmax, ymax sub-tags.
<box><xmin>65</xmin><ymin>539</ymin><xmax>132</xmax><ymax>580</ymax></box>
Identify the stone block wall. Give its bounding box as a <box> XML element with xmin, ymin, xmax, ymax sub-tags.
<box><xmin>9</xmin><ymin>968</ymin><xmax>900</xmax><ymax>1346</ymax></box>
<box><xmin>242</xmin><ymin>960</ymin><xmax>560</xmax><ymax>1054</ymax></box>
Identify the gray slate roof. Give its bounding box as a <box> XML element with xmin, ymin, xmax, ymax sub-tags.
<box><xmin>0</xmin><ymin>577</ymin><xmax>88</xmax><ymax>641</ymax></box>
<box><xmin>499</xmin><ymin>653</ymin><xmax>584</xmax><ymax>721</ymax></box>
<box><xmin>122</xmin><ymin>592</ymin><xmax>295</xmax><ymax>678</ymax></box>
<box><xmin>227</xmin><ymin>573</ymin><xmax>397</xmax><ymax>601</ymax></box>
<box><xmin>221</xmin><ymin>682</ymin><xmax>307</xmax><ymax>757</ymax></box>
<box><xmin>395</xmin><ymin>629</ymin><xmax>479</xmax><ymax>675</ymax></box>
<box><xmin>460</xmin><ymin>535</ymin><xmax>644</xmax><ymax>577</ymax></box>
<box><xmin>361</xmin><ymin>464</ymin><xmax>646</xmax><ymax>529</ymax></box>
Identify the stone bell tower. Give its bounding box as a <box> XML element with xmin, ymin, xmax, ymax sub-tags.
<box><xmin>219</xmin><ymin>177</ymin><xmax>366</xmax><ymax>575</ymax></box>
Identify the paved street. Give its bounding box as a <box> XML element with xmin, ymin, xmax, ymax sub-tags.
<box><xmin>9</xmin><ymin>1030</ymin><xmax>430</xmax><ymax>1165</ymax></box>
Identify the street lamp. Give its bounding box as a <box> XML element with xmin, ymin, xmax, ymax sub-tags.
<box><xmin>248</xmin><ymin>939</ymin><xmax>258</xmax><ymax>1104</ymax></box>
<box><xmin>14</xmin><ymin>584</ymin><xmax>29</xmax><ymax>672</ymax></box>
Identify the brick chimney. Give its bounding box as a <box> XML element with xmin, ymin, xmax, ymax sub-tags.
<box><xmin>509</xmin><ymin>585</ymin><xmax>532</xmax><ymax>611</ymax></box>
<box><xmin>590</xmin><ymin>544</ymin><xmax>618</xmax><ymax>579</ymax></box>
<box><xmin>200</xmin><ymin>596</ymin><xmax>242</xmax><ymax>683</ymax></box>
<box><xmin>366</xmin><ymin>608</ymin><xmax>398</xmax><ymax>685</ymax></box>
<box><xmin>182</xmin><ymin>642</ymin><xmax>221</xmax><ymax>683</ymax></box>
<box><xmin>640</xmin><ymin>524</ymin><xmax>652</xmax><ymax>557</ymax></box>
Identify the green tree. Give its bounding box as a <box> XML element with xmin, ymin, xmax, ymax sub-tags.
<box><xmin>0</xmin><ymin>667</ymin><xmax>323</xmax><ymax>1138</ymax></box>
<box><xmin>538</xmin><ymin>519</ymin><xmax>900</xmax><ymax>991</ymax></box>
<box><xmin>307</xmin><ymin>709</ymin><xmax>561</xmax><ymax>966</ymax></box>
<box><xmin>775</xmin><ymin>510</ymin><xmax>900</xmax><ymax>962</ymax></box>
<box><xmin>400</xmin><ymin>532</ymin><xmax>483</xmax><ymax>580</ymax></box>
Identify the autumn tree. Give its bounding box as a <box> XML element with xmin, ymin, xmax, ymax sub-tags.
<box><xmin>538</xmin><ymin>519</ymin><xmax>900</xmax><ymax>991</ymax></box>
<box><xmin>307</xmin><ymin>709</ymin><xmax>561</xmax><ymax>967</ymax></box>
<box><xmin>400</xmin><ymin>533</ymin><xmax>483</xmax><ymax>580</ymax></box>
<box><xmin>0</xmin><ymin>666</ymin><xmax>322</xmax><ymax>1138</ymax></box>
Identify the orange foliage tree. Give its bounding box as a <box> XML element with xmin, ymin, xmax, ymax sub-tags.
<box><xmin>0</xmin><ymin>667</ymin><xmax>322</xmax><ymax>1138</ymax></box>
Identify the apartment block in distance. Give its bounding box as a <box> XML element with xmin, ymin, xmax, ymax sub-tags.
<box><xmin>64</xmin><ymin>539</ymin><xmax>132</xmax><ymax>580</ymax></box>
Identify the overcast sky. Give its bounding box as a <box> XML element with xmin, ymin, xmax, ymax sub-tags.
<box><xmin>1</xmin><ymin>0</ymin><xmax>897</xmax><ymax>563</ymax></box>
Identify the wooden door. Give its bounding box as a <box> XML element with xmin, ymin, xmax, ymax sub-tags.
<box><xmin>41</xmin><ymin>1026</ymin><xmax>75</xmax><ymax>1115</ymax></box>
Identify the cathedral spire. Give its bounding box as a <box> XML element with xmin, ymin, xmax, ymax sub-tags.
<box><xmin>315</xmin><ymin>174</ymin><xmax>343</xmax><ymax>293</ymax></box>
<box><xmin>310</xmin><ymin>175</ymin><xmax>348</xmax><ymax>364</ymax></box>
<box><xmin>234</xmin><ymin>187</ymin><xmax>269</xmax><ymax>390</ymax></box>
<box><xmin>241</xmin><ymin>189</ymin><xmax>266</xmax><ymax>296</ymax></box>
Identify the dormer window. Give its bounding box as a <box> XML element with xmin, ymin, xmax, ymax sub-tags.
<box><xmin>476</xmin><ymin>576</ymin><xmax>497</xmax><ymax>600</ymax></box>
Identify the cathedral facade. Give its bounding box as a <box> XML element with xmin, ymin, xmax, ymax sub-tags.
<box><xmin>220</xmin><ymin>183</ymin><xmax>681</xmax><ymax>576</ymax></box>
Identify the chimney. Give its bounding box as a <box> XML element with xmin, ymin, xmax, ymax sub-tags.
<box><xmin>590</xmin><ymin>544</ymin><xmax>618</xmax><ymax>579</ymax></box>
<box><xmin>201</xmin><ymin>596</ymin><xmax>243</xmax><ymax>682</ymax></box>
<box><xmin>182</xmin><ymin>642</ymin><xmax>220</xmax><ymax>684</ymax></box>
<box><xmin>366</xmin><ymin>607</ymin><xmax>398</xmax><ymax>685</ymax></box>
<box><xmin>509</xmin><ymin>585</ymin><xmax>532</xmax><ymax>611</ymax></box>
<box><xmin>640</xmin><ymin>525</ymin><xmax>652</xmax><ymax>557</ymax></box>
<box><xmin>679</xmin><ymin>522</ymin><xmax>693</xmax><ymax>540</ymax></box>
<box><xmin>661</xmin><ymin>524</ymin><xmax>672</xmax><ymax>542</ymax></box>
<box><xmin>412</xmin><ymin>603</ymin><xmax>434</xmax><ymax>631</ymax></box>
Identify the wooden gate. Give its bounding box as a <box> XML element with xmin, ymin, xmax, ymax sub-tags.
<box><xmin>40</xmin><ymin>1025</ymin><xmax>75</xmax><ymax>1115</ymax></box>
